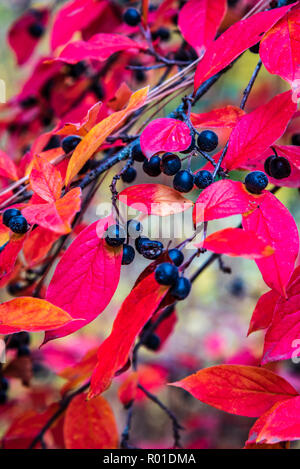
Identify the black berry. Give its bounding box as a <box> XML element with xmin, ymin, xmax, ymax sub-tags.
<box><xmin>17</xmin><ymin>345</ymin><xmax>30</xmax><ymax>357</ymax></box>
<box><xmin>245</xmin><ymin>171</ymin><xmax>268</xmax><ymax>194</ymax></box>
<box><xmin>3</xmin><ymin>208</ymin><xmax>21</xmax><ymax>227</ymax></box>
<box><xmin>135</xmin><ymin>69</ymin><xmax>146</xmax><ymax>82</ymax></box>
<box><xmin>127</xmin><ymin>219</ymin><xmax>143</xmax><ymax>239</ymax></box>
<box><xmin>0</xmin><ymin>377</ymin><xmax>9</xmax><ymax>392</ymax></box>
<box><xmin>121</xmin><ymin>167</ymin><xmax>136</xmax><ymax>183</ymax></box>
<box><xmin>122</xmin><ymin>244</ymin><xmax>135</xmax><ymax>265</ymax></box>
<box><xmin>6</xmin><ymin>331</ymin><xmax>30</xmax><ymax>349</ymax></box>
<box><xmin>181</xmin><ymin>135</ymin><xmax>196</xmax><ymax>154</ymax></box>
<box><xmin>142</xmin><ymin>333</ymin><xmax>160</xmax><ymax>351</ymax></box>
<box><xmin>8</xmin><ymin>216</ymin><xmax>28</xmax><ymax>234</ymax></box>
<box><xmin>123</xmin><ymin>8</ymin><xmax>141</xmax><ymax>26</ymax></box>
<box><xmin>168</xmin><ymin>248</ymin><xmax>184</xmax><ymax>267</ymax></box>
<box><xmin>155</xmin><ymin>262</ymin><xmax>179</xmax><ymax>286</ymax></box>
<box><xmin>249</xmin><ymin>42</ymin><xmax>260</xmax><ymax>54</ymax></box>
<box><xmin>268</xmin><ymin>157</ymin><xmax>291</xmax><ymax>179</ymax></box>
<box><xmin>173</xmin><ymin>170</ymin><xmax>194</xmax><ymax>192</ymax></box>
<box><xmin>61</xmin><ymin>135</ymin><xmax>82</xmax><ymax>154</ymax></box>
<box><xmin>135</xmin><ymin>236</ymin><xmax>149</xmax><ymax>254</ymax></box>
<box><xmin>197</xmin><ymin>130</ymin><xmax>218</xmax><ymax>152</ymax></box>
<box><xmin>132</xmin><ymin>142</ymin><xmax>146</xmax><ymax>162</ymax></box>
<box><xmin>292</xmin><ymin>134</ymin><xmax>300</xmax><ymax>146</ymax></box>
<box><xmin>139</xmin><ymin>239</ymin><xmax>163</xmax><ymax>260</ymax></box>
<box><xmin>194</xmin><ymin>170</ymin><xmax>213</xmax><ymax>189</ymax></box>
<box><xmin>42</xmin><ymin>135</ymin><xmax>60</xmax><ymax>151</ymax></box>
<box><xmin>0</xmin><ymin>390</ymin><xmax>7</xmax><ymax>405</ymax></box>
<box><xmin>28</xmin><ymin>22</ymin><xmax>45</xmax><ymax>38</ymax></box>
<box><xmin>161</xmin><ymin>153</ymin><xmax>181</xmax><ymax>176</ymax></box>
<box><xmin>152</xmin><ymin>27</ymin><xmax>170</xmax><ymax>41</ymax></box>
<box><xmin>105</xmin><ymin>224</ymin><xmax>126</xmax><ymax>247</ymax></box>
<box><xmin>170</xmin><ymin>276</ymin><xmax>191</xmax><ymax>300</ymax></box>
<box><xmin>264</xmin><ymin>155</ymin><xmax>275</xmax><ymax>176</ymax></box>
<box><xmin>143</xmin><ymin>155</ymin><xmax>161</xmax><ymax>177</ymax></box>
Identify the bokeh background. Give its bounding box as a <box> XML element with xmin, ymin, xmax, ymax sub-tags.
<box><xmin>0</xmin><ymin>0</ymin><xmax>299</xmax><ymax>449</ymax></box>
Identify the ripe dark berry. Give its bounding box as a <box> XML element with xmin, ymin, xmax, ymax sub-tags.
<box><xmin>122</xmin><ymin>244</ymin><xmax>135</xmax><ymax>265</ymax></box>
<box><xmin>132</xmin><ymin>142</ymin><xmax>146</xmax><ymax>162</ymax></box>
<box><xmin>170</xmin><ymin>276</ymin><xmax>191</xmax><ymax>300</ymax></box>
<box><xmin>249</xmin><ymin>42</ymin><xmax>260</xmax><ymax>54</ymax></box>
<box><xmin>155</xmin><ymin>262</ymin><xmax>179</xmax><ymax>286</ymax></box>
<box><xmin>229</xmin><ymin>277</ymin><xmax>245</xmax><ymax>297</ymax></box>
<box><xmin>0</xmin><ymin>390</ymin><xmax>7</xmax><ymax>405</ymax></box>
<box><xmin>197</xmin><ymin>130</ymin><xmax>218</xmax><ymax>152</ymax></box>
<box><xmin>6</xmin><ymin>331</ymin><xmax>30</xmax><ymax>349</ymax></box>
<box><xmin>3</xmin><ymin>208</ymin><xmax>21</xmax><ymax>227</ymax></box>
<box><xmin>105</xmin><ymin>224</ymin><xmax>126</xmax><ymax>247</ymax></box>
<box><xmin>121</xmin><ymin>167</ymin><xmax>137</xmax><ymax>183</ymax></box>
<box><xmin>123</xmin><ymin>8</ymin><xmax>141</xmax><ymax>26</ymax></box>
<box><xmin>173</xmin><ymin>170</ymin><xmax>194</xmax><ymax>193</ymax></box>
<box><xmin>135</xmin><ymin>69</ymin><xmax>146</xmax><ymax>82</ymax></box>
<box><xmin>292</xmin><ymin>134</ymin><xmax>300</xmax><ymax>146</ymax></box>
<box><xmin>264</xmin><ymin>155</ymin><xmax>275</xmax><ymax>176</ymax></box>
<box><xmin>181</xmin><ymin>135</ymin><xmax>196</xmax><ymax>154</ymax></box>
<box><xmin>161</xmin><ymin>153</ymin><xmax>181</xmax><ymax>176</ymax></box>
<box><xmin>61</xmin><ymin>135</ymin><xmax>82</xmax><ymax>154</ymax></box>
<box><xmin>43</xmin><ymin>135</ymin><xmax>60</xmax><ymax>151</ymax></box>
<box><xmin>194</xmin><ymin>170</ymin><xmax>213</xmax><ymax>189</ymax></box>
<box><xmin>152</xmin><ymin>27</ymin><xmax>170</xmax><ymax>42</ymax></box>
<box><xmin>17</xmin><ymin>345</ymin><xmax>30</xmax><ymax>357</ymax></box>
<box><xmin>143</xmin><ymin>155</ymin><xmax>161</xmax><ymax>177</ymax></box>
<box><xmin>8</xmin><ymin>216</ymin><xmax>28</xmax><ymax>234</ymax></box>
<box><xmin>168</xmin><ymin>248</ymin><xmax>184</xmax><ymax>267</ymax></box>
<box><xmin>245</xmin><ymin>171</ymin><xmax>268</xmax><ymax>194</ymax></box>
<box><xmin>139</xmin><ymin>239</ymin><xmax>163</xmax><ymax>260</ymax></box>
<box><xmin>268</xmin><ymin>157</ymin><xmax>291</xmax><ymax>179</ymax></box>
<box><xmin>127</xmin><ymin>219</ymin><xmax>143</xmax><ymax>239</ymax></box>
<box><xmin>0</xmin><ymin>377</ymin><xmax>9</xmax><ymax>392</ymax></box>
<box><xmin>143</xmin><ymin>333</ymin><xmax>160</xmax><ymax>351</ymax></box>
<box><xmin>135</xmin><ymin>236</ymin><xmax>149</xmax><ymax>254</ymax></box>
<box><xmin>28</xmin><ymin>22</ymin><xmax>45</xmax><ymax>38</ymax></box>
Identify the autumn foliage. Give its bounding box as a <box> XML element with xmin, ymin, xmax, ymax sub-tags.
<box><xmin>0</xmin><ymin>0</ymin><xmax>299</xmax><ymax>451</ymax></box>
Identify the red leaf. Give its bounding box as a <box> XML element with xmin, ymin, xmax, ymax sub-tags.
<box><xmin>30</xmin><ymin>156</ymin><xmax>62</xmax><ymax>203</ymax></box>
<box><xmin>260</xmin><ymin>4</ymin><xmax>300</xmax><ymax>85</ymax></box>
<box><xmin>140</xmin><ymin>118</ymin><xmax>192</xmax><ymax>158</ymax></box>
<box><xmin>190</xmin><ymin>105</ymin><xmax>245</xmax><ymax>129</ymax></box>
<box><xmin>45</xmin><ymin>216</ymin><xmax>122</xmax><ymax>343</ymax></box>
<box><xmin>254</xmin><ymin>396</ymin><xmax>300</xmax><ymax>444</ymax></box>
<box><xmin>262</xmin><ymin>266</ymin><xmax>300</xmax><ymax>364</ymax></box>
<box><xmin>170</xmin><ymin>365</ymin><xmax>298</xmax><ymax>417</ymax></box>
<box><xmin>0</xmin><ymin>150</ymin><xmax>18</xmax><ymax>181</ymax></box>
<box><xmin>50</xmin><ymin>0</ymin><xmax>108</xmax><ymax>51</ymax></box>
<box><xmin>118</xmin><ymin>184</ymin><xmax>193</xmax><ymax>216</ymax></box>
<box><xmin>0</xmin><ymin>234</ymin><xmax>26</xmax><ymax>284</ymax></box>
<box><xmin>118</xmin><ymin>372</ymin><xmax>138</xmax><ymax>407</ymax></box>
<box><xmin>247</xmin><ymin>289</ymin><xmax>280</xmax><ymax>336</ymax></box>
<box><xmin>23</xmin><ymin>227</ymin><xmax>59</xmax><ymax>267</ymax></box>
<box><xmin>194</xmin><ymin>5</ymin><xmax>294</xmax><ymax>91</ymax></box>
<box><xmin>64</xmin><ymin>393</ymin><xmax>118</xmax><ymax>449</ymax></box>
<box><xmin>178</xmin><ymin>0</ymin><xmax>227</xmax><ymax>53</ymax></box>
<box><xmin>89</xmin><ymin>273</ymin><xmax>169</xmax><ymax>398</ymax></box>
<box><xmin>242</xmin><ymin>191</ymin><xmax>299</xmax><ymax>297</ymax></box>
<box><xmin>58</xmin><ymin>34</ymin><xmax>146</xmax><ymax>64</ymax></box>
<box><xmin>0</xmin><ymin>297</ymin><xmax>75</xmax><ymax>334</ymax></box>
<box><xmin>23</xmin><ymin>188</ymin><xmax>81</xmax><ymax>234</ymax></box>
<box><xmin>8</xmin><ymin>8</ymin><xmax>49</xmax><ymax>65</ymax></box>
<box><xmin>223</xmin><ymin>91</ymin><xmax>297</xmax><ymax>171</ymax></box>
<box><xmin>197</xmin><ymin>227</ymin><xmax>274</xmax><ymax>259</ymax></box>
<box><xmin>193</xmin><ymin>180</ymin><xmax>258</xmax><ymax>225</ymax></box>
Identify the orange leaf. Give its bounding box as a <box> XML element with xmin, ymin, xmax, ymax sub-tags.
<box><xmin>0</xmin><ymin>297</ymin><xmax>76</xmax><ymax>334</ymax></box>
<box><xmin>30</xmin><ymin>155</ymin><xmax>62</xmax><ymax>202</ymax></box>
<box><xmin>65</xmin><ymin>87</ymin><xmax>149</xmax><ymax>185</ymax></box>
<box><xmin>63</xmin><ymin>393</ymin><xmax>118</xmax><ymax>449</ymax></box>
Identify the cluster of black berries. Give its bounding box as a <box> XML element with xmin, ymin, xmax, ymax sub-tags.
<box><xmin>2</xmin><ymin>208</ymin><xmax>29</xmax><ymax>234</ymax></box>
<box><xmin>130</xmin><ymin>131</ymin><xmax>218</xmax><ymax>194</ymax></box>
<box><xmin>155</xmin><ymin>261</ymin><xmax>191</xmax><ymax>301</ymax></box>
<box><xmin>264</xmin><ymin>155</ymin><xmax>291</xmax><ymax>179</ymax></box>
